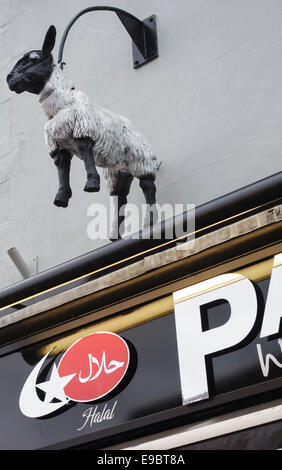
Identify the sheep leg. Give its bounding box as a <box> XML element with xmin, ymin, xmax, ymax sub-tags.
<box><xmin>52</xmin><ymin>148</ymin><xmax>72</xmax><ymax>208</ymax></box>
<box><xmin>75</xmin><ymin>137</ymin><xmax>100</xmax><ymax>192</ymax></box>
<box><xmin>139</xmin><ymin>177</ymin><xmax>157</xmax><ymax>227</ymax></box>
<box><xmin>110</xmin><ymin>172</ymin><xmax>133</xmax><ymax>241</ymax></box>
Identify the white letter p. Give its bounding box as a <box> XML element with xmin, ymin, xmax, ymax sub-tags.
<box><xmin>173</xmin><ymin>273</ymin><xmax>257</xmax><ymax>405</ymax></box>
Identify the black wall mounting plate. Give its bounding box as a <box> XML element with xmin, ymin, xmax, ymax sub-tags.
<box><xmin>132</xmin><ymin>15</ymin><xmax>158</xmax><ymax>69</ymax></box>
<box><xmin>58</xmin><ymin>8</ymin><xmax>159</xmax><ymax>70</ymax></box>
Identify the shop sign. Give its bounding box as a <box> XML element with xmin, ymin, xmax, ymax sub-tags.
<box><xmin>8</xmin><ymin>252</ymin><xmax>282</xmax><ymax>449</ymax></box>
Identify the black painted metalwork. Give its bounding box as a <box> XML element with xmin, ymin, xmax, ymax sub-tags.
<box><xmin>58</xmin><ymin>6</ymin><xmax>159</xmax><ymax>69</ymax></box>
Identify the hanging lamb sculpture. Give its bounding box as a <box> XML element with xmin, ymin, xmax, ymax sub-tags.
<box><xmin>6</xmin><ymin>25</ymin><xmax>161</xmax><ymax>239</ymax></box>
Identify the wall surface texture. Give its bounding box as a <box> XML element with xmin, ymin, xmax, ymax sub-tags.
<box><xmin>0</xmin><ymin>0</ymin><xmax>281</xmax><ymax>289</ymax></box>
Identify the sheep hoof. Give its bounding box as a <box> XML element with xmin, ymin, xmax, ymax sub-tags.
<box><xmin>54</xmin><ymin>188</ymin><xmax>72</xmax><ymax>208</ymax></box>
<box><xmin>84</xmin><ymin>177</ymin><xmax>100</xmax><ymax>193</ymax></box>
<box><xmin>109</xmin><ymin>229</ymin><xmax>122</xmax><ymax>242</ymax></box>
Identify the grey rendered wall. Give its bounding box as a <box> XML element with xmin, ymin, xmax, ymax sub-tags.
<box><xmin>0</xmin><ymin>0</ymin><xmax>281</xmax><ymax>289</ymax></box>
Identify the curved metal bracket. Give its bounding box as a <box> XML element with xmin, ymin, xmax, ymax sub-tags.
<box><xmin>58</xmin><ymin>6</ymin><xmax>158</xmax><ymax>69</ymax></box>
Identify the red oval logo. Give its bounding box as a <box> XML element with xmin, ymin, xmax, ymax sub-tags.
<box><xmin>58</xmin><ymin>332</ymin><xmax>130</xmax><ymax>402</ymax></box>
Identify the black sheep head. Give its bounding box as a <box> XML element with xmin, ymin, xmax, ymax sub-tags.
<box><xmin>7</xmin><ymin>25</ymin><xmax>56</xmax><ymax>95</ymax></box>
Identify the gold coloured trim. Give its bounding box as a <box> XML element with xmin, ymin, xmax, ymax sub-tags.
<box><xmin>9</xmin><ymin>242</ymin><xmax>280</xmax><ymax>357</ymax></box>
<box><xmin>237</xmin><ymin>258</ymin><xmax>274</xmax><ymax>282</ymax></box>
<box><xmin>37</xmin><ymin>250</ymin><xmax>279</xmax><ymax>358</ymax></box>
<box><xmin>38</xmin><ymin>296</ymin><xmax>174</xmax><ymax>357</ymax></box>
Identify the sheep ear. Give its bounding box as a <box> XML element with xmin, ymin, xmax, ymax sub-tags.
<box><xmin>42</xmin><ymin>25</ymin><xmax>56</xmax><ymax>55</ymax></box>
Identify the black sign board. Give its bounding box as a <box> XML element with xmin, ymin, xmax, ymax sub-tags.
<box><xmin>0</xmin><ymin>273</ymin><xmax>281</xmax><ymax>449</ymax></box>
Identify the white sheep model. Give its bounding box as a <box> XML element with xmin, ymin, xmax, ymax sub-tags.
<box><xmin>7</xmin><ymin>25</ymin><xmax>161</xmax><ymax>239</ymax></box>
